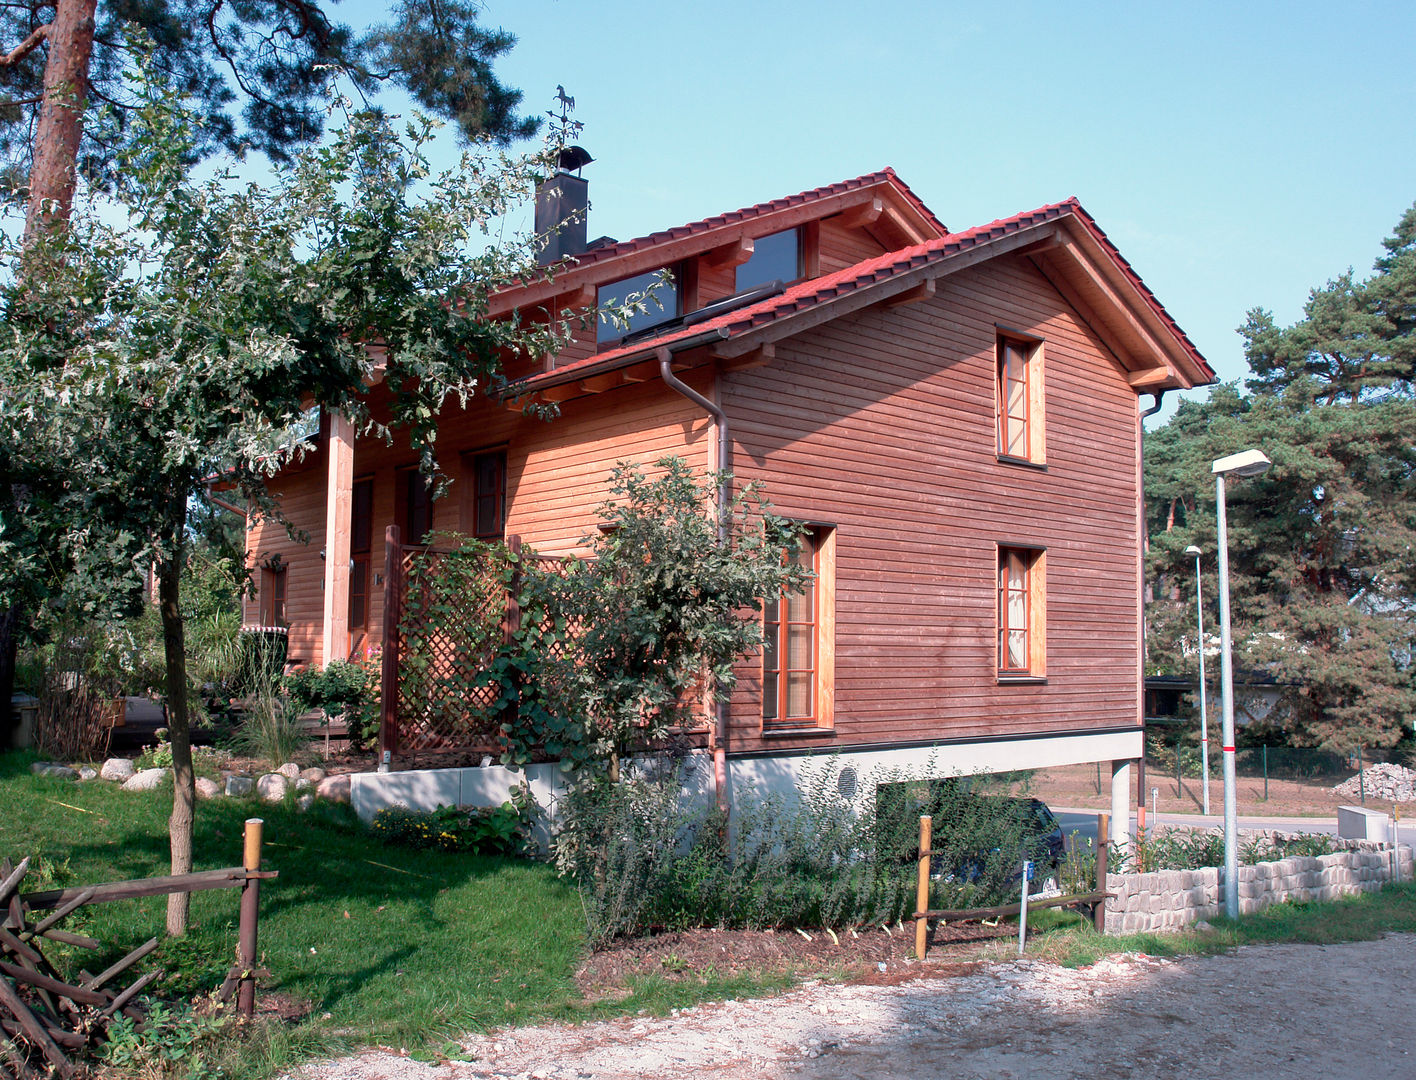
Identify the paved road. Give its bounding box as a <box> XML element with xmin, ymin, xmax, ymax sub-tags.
<box><xmin>1053</xmin><ymin>807</ymin><xmax>1416</xmax><ymax>849</ymax></box>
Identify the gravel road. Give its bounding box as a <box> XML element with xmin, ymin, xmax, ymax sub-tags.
<box><xmin>295</xmin><ymin>935</ymin><xmax>1416</xmax><ymax>1080</ymax></box>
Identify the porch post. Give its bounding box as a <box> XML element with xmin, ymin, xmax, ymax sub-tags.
<box><xmin>1110</xmin><ymin>759</ymin><xmax>1133</xmax><ymax>858</ymax></box>
<box><xmin>321</xmin><ymin>410</ymin><xmax>354</xmax><ymax>665</ymax></box>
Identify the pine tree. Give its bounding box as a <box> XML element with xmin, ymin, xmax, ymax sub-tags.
<box><xmin>1146</xmin><ymin>204</ymin><xmax>1416</xmax><ymax>753</ymax></box>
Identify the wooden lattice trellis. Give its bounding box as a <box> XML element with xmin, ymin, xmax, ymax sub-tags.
<box><xmin>379</xmin><ymin>530</ymin><xmax>582</xmax><ymax>760</ymax></box>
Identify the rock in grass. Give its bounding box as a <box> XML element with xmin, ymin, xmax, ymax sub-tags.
<box><xmin>122</xmin><ymin>768</ymin><xmax>168</xmax><ymax>792</ymax></box>
<box><xmin>316</xmin><ymin>774</ymin><xmax>351</xmax><ymax>803</ymax></box>
<box><xmin>100</xmin><ymin>758</ymin><xmax>135</xmax><ymax>782</ymax></box>
<box><xmin>257</xmin><ymin>773</ymin><xmax>289</xmax><ymax>802</ymax></box>
<box><xmin>226</xmin><ymin>775</ymin><xmax>255</xmax><ymax>797</ymax></box>
<box><xmin>77</xmin><ymin>766</ymin><xmax>98</xmax><ymax>781</ymax></box>
<box><xmin>195</xmin><ymin>777</ymin><xmax>221</xmax><ymax>800</ymax></box>
<box><xmin>277</xmin><ymin>762</ymin><xmax>301</xmax><ymax>781</ymax></box>
<box><xmin>33</xmin><ymin>763</ymin><xmax>79</xmax><ymax>780</ymax></box>
<box><xmin>297</xmin><ymin>794</ymin><xmax>315</xmax><ymax>812</ymax></box>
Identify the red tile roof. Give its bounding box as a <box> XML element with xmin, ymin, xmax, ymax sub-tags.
<box><xmin>561</xmin><ymin>168</ymin><xmax>948</xmax><ymax>268</ymax></box>
<box><xmin>511</xmin><ymin>193</ymin><xmax>1213</xmax><ymax>394</ymax></box>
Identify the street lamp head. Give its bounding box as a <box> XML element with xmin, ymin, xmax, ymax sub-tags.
<box><xmin>1212</xmin><ymin>448</ymin><xmax>1271</xmax><ymax>478</ymax></box>
<box><xmin>1184</xmin><ymin>545</ymin><xmax>1202</xmax><ymax>557</ymax></box>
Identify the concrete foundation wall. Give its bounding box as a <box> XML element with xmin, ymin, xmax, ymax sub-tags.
<box><xmin>1104</xmin><ymin>845</ymin><xmax>1414</xmax><ymax>935</ymax></box>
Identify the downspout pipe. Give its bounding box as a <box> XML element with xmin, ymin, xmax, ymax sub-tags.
<box><xmin>657</xmin><ymin>346</ymin><xmax>732</xmax><ymax>811</ymax></box>
<box><xmin>1137</xmin><ymin>390</ymin><xmax>1166</xmax><ymax>838</ymax></box>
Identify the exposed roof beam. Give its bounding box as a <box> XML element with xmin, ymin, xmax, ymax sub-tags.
<box><xmin>835</xmin><ymin>198</ymin><xmax>882</xmax><ymax>230</ymax></box>
<box><xmin>713</xmin><ymin>343</ymin><xmax>775</xmax><ymax>373</ymax></box>
<box><xmin>879</xmin><ymin>280</ymin><xmax>935</xmax><ymax>308</ymax></box>
<box><xmin>704</xmin><ymin>236</ymin><xmax>754</xmax><ymax>270</ymax></box>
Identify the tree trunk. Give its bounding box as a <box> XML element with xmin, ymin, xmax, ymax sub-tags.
<box><xmin>24</xmin><ymin>0</ymin><xmax>97</xmax><ymax>240</ymax></box>
<box><xmin>158</xmin><ymin>518</ymin><xmax>195</xmax><ymax>936</ymax></box>
<box><xmin>0</xmin><ymin>606</ymin><xmax>18</xmax><ymax>748</ymax></box>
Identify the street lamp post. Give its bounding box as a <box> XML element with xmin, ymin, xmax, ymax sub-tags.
<box><xmin>1212</xmin><ymin>448</ymin><xmax>1271</xmax><ymax>920</ymax></box>
<box><xmin>1184</xmin><ymin>544</ymin><xmax>1210</xmax><ymax>816</ymax></box>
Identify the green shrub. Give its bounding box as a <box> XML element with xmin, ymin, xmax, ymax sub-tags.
<box><xmin>554</xmin><ymin>756</ymin><xmax>1049</xmax><ymax>945</ymax></box>
<box><xmin>371</xmin><ymin>799</ymin><xmax>534</xmax><ymax>857</ymax></box>
<box><xmin>1117</xmin><ymin>827</ymin><xmax>1339</xmax><ymax>873</ymax></box>
<box><xmin>285</xmin><ymin>656</ymin><xmax>381</xmax><ymax>750</ymax></box>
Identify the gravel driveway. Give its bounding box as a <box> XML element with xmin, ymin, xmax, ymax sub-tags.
<box><xmin>295</xmin><ymin>935</ymin><xmax>1416</xmax><ymax>1080</ymax></box>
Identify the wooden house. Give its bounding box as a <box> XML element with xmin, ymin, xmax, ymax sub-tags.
<box><xmin>244</xmin><ymin>164</ymin><xmax>1213</xmax><ymax>835</ymax></box>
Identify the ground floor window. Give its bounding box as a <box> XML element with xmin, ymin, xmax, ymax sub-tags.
<box><xmin>763</xmin><ymin>525</ymin><xmax>835</xmax><ymax>730</ymax></box>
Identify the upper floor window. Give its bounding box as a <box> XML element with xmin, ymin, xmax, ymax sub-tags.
<box><xmin>998</xmin><ymin>546</ymin><xmax>1045</xmax><ymax>679</ymax></box>
<box><xmin>997</xmin><ymin>333</ymin><xmax>1045</xmax><ymax>464</ymax></box>
<box><xmin>597</xmin><ymin>267</ymin><xmax>680</xmax><ymax>344</ymax></box>
<box><xmin>763</xmin><ymin>525</ymin><xmax>836</xmax><ymax>731</ymax></box>
<box><xmin>736</xmin><ymin>228</ymin><xmax>801</xmax><ymax>293</ymax></box>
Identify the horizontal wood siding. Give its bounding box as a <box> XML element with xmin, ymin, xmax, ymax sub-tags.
<box><xmin>258</xmin><ymin>375</ymin><xmax>712</xmax><ymax>663</ymax></box>
<box><xmin>722</xmin><ymin>255</ymin><xmax>1141</xmax><ymax>754</ymax></box>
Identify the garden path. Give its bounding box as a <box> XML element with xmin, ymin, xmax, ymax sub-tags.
<box><xmin>293</xmin><ymin>934</ymin><xmax>1415</xmax><ymax>1079</ymax></box>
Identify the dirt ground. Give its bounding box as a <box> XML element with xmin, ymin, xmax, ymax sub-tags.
<box><xmin>294</xmin><ymin>934</ymin><xmax>1416</xmax><ymax>1080</ymax></box>
<box><xmin>1028</xmin><ymin>761</ymin><xmax>1369</xmax><ymax>818</ymax></box>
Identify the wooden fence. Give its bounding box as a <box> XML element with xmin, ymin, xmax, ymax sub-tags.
<box><xmin>912</xmin><ymin>812</ymin><xmax>1113</xmax><ymax>959</ymax></box>
<box><xmin>1</xmin><ymin>820</ymin><xmax>275</xmax><ymax>1079</ymax></box>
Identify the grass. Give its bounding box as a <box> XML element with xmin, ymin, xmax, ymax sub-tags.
<box><xmin>7</xmin><ymin>745</ymin><xmax>1416</xmax><ymax>1078</ymax></box>
<box><xmin>983</xmin><ymin>880</ymin><xmax>1416</xmax><ymax>967</ymax></box>
<box><xmin>0</xmin><ymin>750</ymin><xmax>786</xmax><ymax>1077</ymax></box>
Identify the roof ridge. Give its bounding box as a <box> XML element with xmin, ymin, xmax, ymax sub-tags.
<box><xmin>564</xmin><ymin>168</ymin><xmax>944</xmax><ymax>268</ymax></box>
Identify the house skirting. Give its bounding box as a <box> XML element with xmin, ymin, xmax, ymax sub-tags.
<box><xmin>350</xmin><ymin>727</ymin><xmax>1141</xmax><ymax>847</ymax></box>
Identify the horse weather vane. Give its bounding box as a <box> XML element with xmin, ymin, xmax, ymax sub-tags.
<box><xmin>548</xmin><ymin>85</ymin><xmax>584</xmax><ymax>146</ymax></box>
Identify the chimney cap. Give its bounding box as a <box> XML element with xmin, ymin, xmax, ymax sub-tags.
<box><xmin>557</xmin><ymin>145</ymin><xmax>593</xmax><ymax>172</ymax></box>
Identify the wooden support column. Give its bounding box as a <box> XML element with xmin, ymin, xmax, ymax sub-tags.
<box><xmin>321</xmin><ymin>410</ymin><xmax>354</xmax><ymax>665</ymax></box>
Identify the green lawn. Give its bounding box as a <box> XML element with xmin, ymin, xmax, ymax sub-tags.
<box><xmin>2</xmin><ymin>750</ymin><xmax>780</xmax><ymax>1075</ymax></box>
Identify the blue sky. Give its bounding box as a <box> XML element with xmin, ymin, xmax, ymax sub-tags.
<box><xmin>363</xmin><ymin>2</ymin><xmax>1415</xmax><ymax>420</ymax></box>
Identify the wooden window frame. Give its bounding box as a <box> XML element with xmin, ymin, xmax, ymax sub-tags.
<box><xmin>735</xmin><ymin>226</ymin><xmax>805</xmax><ymax>293</ymax></box>
<box><xmin>762</xmin><ymin>526</ymin><xmax>836</xmax><ymax>732</ymax></box>
<box><xmin>396</xmin><ymin>467</ymin><xmax>434</xmax><ymax>547</ymax></box>
<box><xmin>996</xmin><ymin>330</ymin><xmax>1046</xmax><ymax>466</ymax></box>
<box><xmin>596</xmin><ymin>264</ymin><xmax>684</xmax><ymax>347</ymax></box>
<box><xmin>997</xmin><ymin>545</ymin><xmax>1046</xmax><ymax>681</ymax></box>
<box><xmin>259</xmin><ymin>563</ymin><xmax>288</xmax><ymax>628</ymax></box>
<box><xmin>348</xmin><ymin>476</ymin><xmax>374</xmax><ymax>635</ymax></box>
<box><xmin>460</xmin><ymin>448</ymin><xmax>508</xmax><ymax>541</ymax></box>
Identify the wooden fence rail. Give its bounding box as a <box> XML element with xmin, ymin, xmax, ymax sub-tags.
<box><xmin>912</xmin><ymin>812</ymin><xmax>1112</xmax><ymax>960</ymax></box>
<box><xmin>1</xmin><ymin>819</ymin><xmax>276</xmax><ymax>1080</ymax></box>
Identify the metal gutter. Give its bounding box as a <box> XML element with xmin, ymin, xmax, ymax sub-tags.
<box><xmin>656</xmin><ymin>345</ymin><xmax>733</xmax><ymax>810</ymax></box>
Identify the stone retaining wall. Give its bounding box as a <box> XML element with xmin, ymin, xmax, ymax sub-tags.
<box><xmin>1104</xmin><ymin>844</ymin><xmax>1413</xmax><ymax>934</ymax></box>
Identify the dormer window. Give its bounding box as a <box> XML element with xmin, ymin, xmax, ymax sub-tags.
<box><xmin>736</xmin><ymin>228</ymin><xmax>801</xmax><ymax>292</ymax></box>
<box><xmin>597</xmin><ymin>267</ymin><xmax>681</xmax><ymax>344</ymax></box>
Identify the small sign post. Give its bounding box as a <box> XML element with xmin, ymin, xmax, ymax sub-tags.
<box><xmin>1018</xmin><ymin>859</ymin><xmax>1033</xmax><ymax>955</ymax></box>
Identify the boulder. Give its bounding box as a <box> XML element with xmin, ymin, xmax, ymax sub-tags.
<box><xmin>300</xmin><ymin>767</ymin><xmax>327</xmax><ymax>783</ymax></box>
<box><xmin>77</xmin><ymin>765</ymin><xmax>99</xmax><ymax>781</ymax></box>
<box><xmin>256</xmin><ymin>773</ymin><xmax>289</xmax><ymax>802</ymax></box>
<box><xmin>296</xmin><ymin>794</ymin><xmax>315</xmax><ymax>812</ymax></box>
<box><xmin>316</xmin><ymin>774</ymin><xmax>351</xmax><ymax>803</ymax></box>
<box><xmin>295</xmin><ymin>777</ymin><xmax>312</xmax><ymax>791</ymax></box>
<box><xmin>277</xmin><ymin>762</ymin><xmax>301</xmax><ymax>780</ymax></box>
<box><xmin>225</xmin><ymin>775</ymin><xmax>255</xmax><ymax>797</ymax></box>
<box><xmin>37</xmin><ymin>764</ymin><xmax>79</xmax><ymax>780</ymax></box>
<box><xmin>195</xmin><ymin>777</ymin><xmax>221</xmax><ymax>800</ymax></box>
<box><xmin>100</xmin><ymin>758</ymin><xmax>136</xmax><ymax>782</ymax></box>
<box><xmin>122</xmin><ymin>768</ymin><xmax>168</xmax><ymax>792</ymax></box>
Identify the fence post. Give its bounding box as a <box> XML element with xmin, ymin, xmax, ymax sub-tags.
<box><xmin>237</xmin><ymin>818</ymin><xmax>264</xmax><ymax>1020</ymax></box>
<box><xmin>1094</xmin><ymin>812</ymin><xmax>1109</xmax><ymax>934</ymax></box>
<box><xmin>914</xmin><ymin>815</ymin><xmax>932</xmax><ymax>960</ymax></box>
<box><xmin>378</xmin><ymin>525</ymin><xmax>403</xmax><ymax>769</ymax></box>
<box><xmin>1359</xmin><ymin>745</ymin><xmax>1366</xmax><ymax>805</ymax></box>
<box><xmin>1263</xmin><ymin>745</ymin><xmax>1269</xmax><ymax>801</ymax></box>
